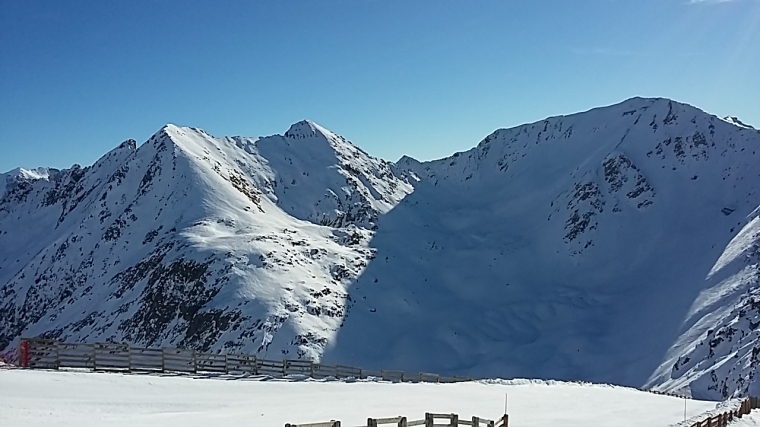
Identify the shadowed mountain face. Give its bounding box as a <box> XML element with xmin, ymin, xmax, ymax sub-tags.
<box><xmin>2</xmin><ymin>98</ymin><xmax>760</xmax><ymax>399</ymax></box>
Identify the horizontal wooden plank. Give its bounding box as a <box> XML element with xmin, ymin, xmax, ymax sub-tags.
<box><xmin>95</xmin><ymin>363</ymin><xmax>130</xmax><ymax>369</ymax></box>
<box><xmin>163</xmin><ymin>367</ymin><xmax>195</xmax><ymax>372</ymax></box>
<box><xmin>58</xmin><ymin>350</ymin><xmax>94</xmax><ymax>355</ymax></box>
<box><xmin>28</xmin><ymin>356</ymin><xmax>57</xmax><ymax>361</ymax></box>
<box><xmin>129</xmin><ymin>362</ymin><xmax>162</xmax><ymax>368</ymax></box>
<box><xmin>130</xmin><ymin>347</ymin><xmax>162</xmax><ymax>353</ymax></box>
<box><xmin>95</xmin><ymin>354</ymin><xmax>129</xmax><ymax>361</ymax></box>
<box><xmin>129</xmin><ymin>365</ymin><xmax>162</xmax><ymax>371</ymax></box>
<box><xmin>197</xmin><ymin>353</ymin><xmax>225</xmax><ymax>359</ymax></box>
<box><xmin>163</xmin><ymin>362</ymin><xmax>194</xmax><ymax>368</ymax></box>
<box><xmin>24</xmin><ymin>338</ymin><xmax>58</xmax><ymax>345</ymax></box>
<box><xmin>197</xmin><ymin>367</ymin><xmax>226</xmax><ymax>373</ymax></box>
<box><xmin>163</xmin><ymin>356</ymin><xmax>194</xmax><ymax>361</ymax></box>
<box><xmin>28</xmin><ymin>351</ymin><xmax>58</xmax><ymax>357</ymax></box>
<box><xmin>94</xmin><ymin>343</ymin><xmax>128</xmax><ymax>349</ymax></box>
<box><xmin>58</xmin><ymin>354</ymin><xmax>93</xmax><ymax>359</ymax></box>
<box><xmin>375</xmin><ymin>416</ymin><xmax>403</xmax><ymax>423</ymax></box>
<box><xmin>28</xmin><ymin>345</ymin><xmax>57</xmax><ymax>351</ymax></box>
<box><xmin>129</xmin><ymin>352</ymin><xmax>162</xmax><ymax>358</ymax></box>
<box><xmin>285</xmin><ymin>421</ymin><xmax>337</xmax><ymax>427</ymax></box>
<box><xmin>459</xmin><ymin>421</ymin><xmax>473</xmax><ymax>426</ymax></box>
<box><xmin>407</xmin><ymin>420</ymin><xmax>426</xmax><ymax>427</ymax></box>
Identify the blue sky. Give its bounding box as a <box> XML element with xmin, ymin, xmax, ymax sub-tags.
<box><xmin>1</xmin><ymin>0</ymin><xmax>758</xmax><ymax>172</ymax></box>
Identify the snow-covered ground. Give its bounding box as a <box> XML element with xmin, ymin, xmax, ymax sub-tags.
<box><xmin>731</xmin><ymin>413</ymin><xmax>760</xmax><ymax>426</ymax></box>
<box><xmin>0</xmin><ymin>369</ymin><xmax>725</xmax><ymax>427</ymax></box>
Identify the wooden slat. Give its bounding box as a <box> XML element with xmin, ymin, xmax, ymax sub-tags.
<box><xmin>284</xmin><ymin>422</ymin><xmax>338</xmax><ymax>427</ymax></box>
<box><xmin>375</xmin><ymin>416</ymin><xmax>403</xmax><ymax>424</ymax></box>
<box><xmin>407</xmin><ymin>420</ymin><xmax>426</xmax><ymax>427</ymax></box>
<box><xmin>196</xmin><ymin>353</ymin><xmax>227</xmax><ymax>373</ymax></box>
<box><xmin>381</xmin><ymin>370</ymin><xmax>405</xmax><ymax>381</ymax></box>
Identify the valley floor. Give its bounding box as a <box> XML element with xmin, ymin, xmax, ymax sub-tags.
<box><xmin>0</xmin><ymin>369</ymin><xmax>733</xmax><ymax>426</ymax></box>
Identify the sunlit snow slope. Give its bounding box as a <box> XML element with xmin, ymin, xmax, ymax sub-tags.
<box><xmin>2</xmin><ymin>98</ymin><xmax>760</xmax><ymax>399</ymax></box>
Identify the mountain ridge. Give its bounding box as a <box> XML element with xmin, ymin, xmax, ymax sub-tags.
<box><xmin>2</xmin><ymin>97</ymin><xmax>760</xmax><ymax>400</ymax></box>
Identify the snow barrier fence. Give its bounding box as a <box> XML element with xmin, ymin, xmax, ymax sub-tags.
<box><xmin>16</xmin><ymin>337</ymin><xmax>474</xmax><ymax>383</ymax></box>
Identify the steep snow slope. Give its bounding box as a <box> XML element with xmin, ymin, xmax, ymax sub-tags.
<box><xmin>1</xmin><ymin>98</ymin><xmax>759</xmax><ymax>399</ymax></box>
<box><xmin>0</xmin><ymin>122</ymin><xmax>411</xmax><ymax>361</ymax></box>
<box><xmin>323</xmin><ymin>98</ymin><xmax>760</xmax><ymax>399</ymax></box>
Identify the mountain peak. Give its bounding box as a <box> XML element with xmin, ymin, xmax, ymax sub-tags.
<box><xmin>117</xmin><ymin>139</ymin><xmax>137</xmax><ymax>150</ymax></box>
<box><xmin>284</xmin><ymin>120</ymin><xmax>333</xmax><ymax>140</ymax></box>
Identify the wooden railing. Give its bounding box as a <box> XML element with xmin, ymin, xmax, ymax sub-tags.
<box><xmin>687</xmin><ymin>396</ymin><xmax>760</xmax><ymax>427</ymax></box>
<box><xmin>16</xmin><ymin>337</ymin><xmax>473</xmax><ymax>383</ymax></box>
<box><xmin>286</xmin><ymin>412</ymin><xmax>506</xmax><ymax>427</ymax></box>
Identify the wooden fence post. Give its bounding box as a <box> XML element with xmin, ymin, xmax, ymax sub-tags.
<box><xmin>425</xmin><ymin>413</ymin><xmax>433</xmax><ymax>427</ymax></box>
<box><xmin>472</xmin><ymin>416</ymin><xmax>479</xmax><ymax>427</ymax></box>
<box><xmin>128</xmin><ymin>345</ymin><xmax>133</xmax><ymax>371</ymax></box>
<box><xmin>367</xmin><ymin>417</ymin><xmax>377</xmax><ymax>427</ymax></box>
<box><xmin>450</xmin><ymin>414</ymin><xmax>458</xmax><ymax>427</ymax></box>
<box><xmin>399</xmin><ymin>416</ymin><xmax>407</xmax><ymax>427</ymax></box>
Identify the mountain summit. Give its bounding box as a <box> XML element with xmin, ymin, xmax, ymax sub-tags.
<box><xmin>2</xmin><ymin>100</ymin><xmax>760</xmax><ymax>399</ymax></box>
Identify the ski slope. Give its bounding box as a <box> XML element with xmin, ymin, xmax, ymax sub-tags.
<box><xmin>0</xmin><ymin>369</ymin><xmax>728</xmax><ymax>427</ymax></box>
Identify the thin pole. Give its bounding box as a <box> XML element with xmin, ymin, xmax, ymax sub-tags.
<box><xmin>504</xmin><ymin>392</ymin><xmax>508</xmax><ymax>414</ymax></box>
<box><xmin>683</xmin><ymin>398</ymin><xmax>687</xmax><ymax>421</ymax></box>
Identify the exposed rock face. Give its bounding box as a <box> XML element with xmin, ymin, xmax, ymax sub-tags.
<box><xmin>2</xmin><ymin>98</ymin><xmax>760</xmax><ymax>400</ymax></box>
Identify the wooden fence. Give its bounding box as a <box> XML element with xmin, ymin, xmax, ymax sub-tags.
<box><xmin>687</xmin><ymin>396</ymin><xmax>760</xmax><ymax>427</ymax></box>
<box><xmin>17</xmin><ymin>337</ymin><xmax>473</xmax><ymax>383</ymax></box>
<box><xmin>286</xmin><ymin>412</ymin><xmax>507</xmax><ymax>427</ymax></box>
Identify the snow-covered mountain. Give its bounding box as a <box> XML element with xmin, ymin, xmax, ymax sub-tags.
<box><xmin>0</xmin><ymin>121</ymin><xmax>412</xmax><ymax>362</ymax></box>
<box><xmin>2</xmin><ymin>97</ymin><xmax>760</xmax><ymax>399</ymax></box>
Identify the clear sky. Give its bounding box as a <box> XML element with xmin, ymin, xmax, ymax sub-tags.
<box><xmin>1</xmin><ymin>0</ymin><xmax>758</xmax><ymax>173</ymax></box>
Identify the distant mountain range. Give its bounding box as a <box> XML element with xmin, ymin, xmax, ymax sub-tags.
<box><xmin>1</xmin><ymin>97</ymin><xmax>759</xmax><ymax>399</ymax></box>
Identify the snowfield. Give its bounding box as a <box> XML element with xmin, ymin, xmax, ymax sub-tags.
<box><xmin>0</xmin><ymin>369</ymin><xmax>726</xmax><ymax>427</ymax></box>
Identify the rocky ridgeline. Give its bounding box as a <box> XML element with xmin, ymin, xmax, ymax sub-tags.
<box><xmin>2</xmin><ymin>98</ymin><xmax>760</xmax><ymax>399</ymax></box>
